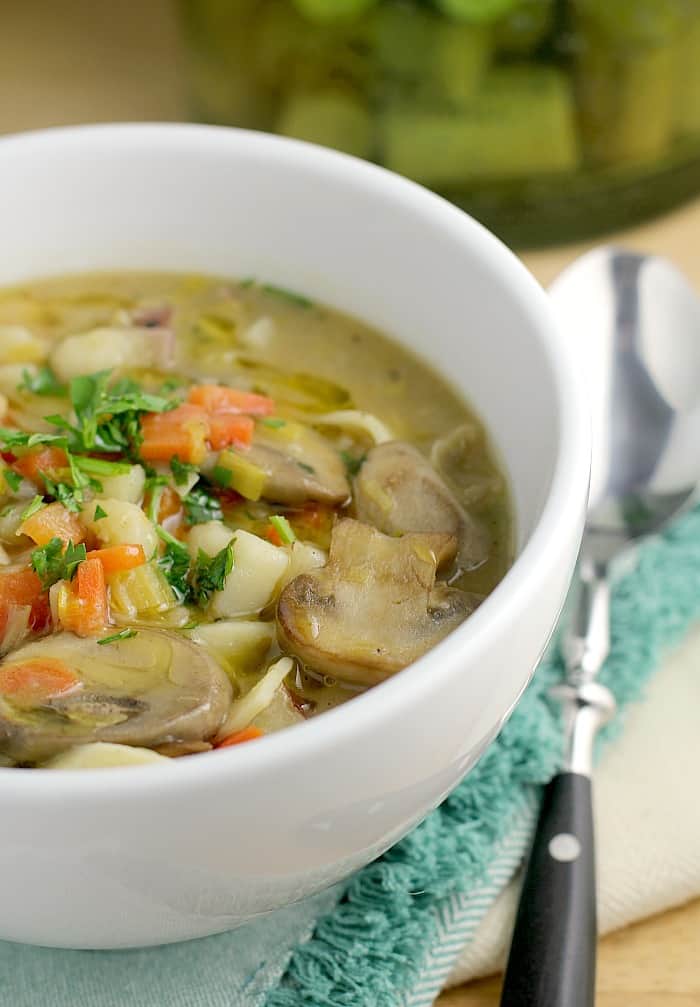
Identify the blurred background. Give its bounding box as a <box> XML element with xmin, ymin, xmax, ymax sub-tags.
<box><xmin>3</xmin><ymin>0</ymin><xmax>700</xmax><ymax>250</ymax></box>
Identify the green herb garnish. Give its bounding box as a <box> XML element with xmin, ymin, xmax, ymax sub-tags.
<box><xmin>212</xmin><ymin>465</ymin><xmax>232</xmax><ymax>488</ymax></box>
<box><xmin>297</xmin><ymin>461</ymin><xmax>316</xmax><ymax>475</ymax></box>
<box><xmin>170</xmin><ymin>455</ymin><xmax>198</xmax><ymax>486</ymax></box>
<box><xmin>340</xmin><ymin>450</ymin><xmax>367</xmax><ymax>477</ymax></box>
<box><xmin>269</xmin><ymin>514</ymin><xmax>296</xmax><ymax>545</ymax></box>
<box><xmin>31</xmin><ymin>538</ymin><xmax>87</xmax><ymax>589</ymax></box>
<box><xmin>183</xmin><ymin>486</ymin><xmax>223</xmax><ymax>526</ymax></box>
<box><xmin>260</xmin><ymin>417</ymin><xmax>287</xmax><ymax>429</ymax></box>
<box><xmin>71</xmin><ymin>456</ymin><xmax>132</xmax><ymax>477</ymax></box>
<box><xmin>3</xmin><ymin>469</ymin><xmax>22</xmax><ymax>493</ymax></box>
<box><xmin>0</xmin><ymin>428</ymin><xmax>68</xmax><ymax>450</ymax></box>
<box><xmin>97</xmin><ymin>628</ymin><xmax>138</xmax><ymax>646</ymax></box>
<box><xmin>94</xmin><ymin>504</ymin><xmax>108</xmax><ymax>521</ymax></box>
<box><xmin>190</xmin><ymin>544</ymin><xmax>234</xmax><ymax>607</ymax></box>
<box><xmin>18</xmin><ymin>366</ymin><xmax>67</xmax><ymax>398</ymax></box>
<box><xmin>156</xmin><ymin>527</ymin><xmax>192</xmax><ymax>603</ymax></box>
<box><xmin>20</xmin><ymin>495</ymin><xmax>45</xmax><ymax>522</ymax></box>
<box><xmin>261</xmin><ymin>283</ymin><xmax>313</xmax><ymax>309</ymax></box>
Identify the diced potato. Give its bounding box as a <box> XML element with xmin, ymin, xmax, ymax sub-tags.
<box><xmin>0</xmin><ymin>326</ymin><xmax>47</xmax><ymax>365</ymax></box>
<box><xmin>186</xmin><ymin>520</ymin><xmax>234</xmax><ymax>559</ymax></box>
<box><xmin>0</xmin><ymin>393</ymin><xmax>7</xmax><ymax>421</ymax></box>
<box><xmin>188</xmin><ymin>620</ymin><xmax>274</xmax><ymax>676</ymax></box>
<box><xmin>0</xmin><ymin>502</ymin><xmax>29</xmax><ymax>544</ymax></box>
<box><xmin>109</xmin><ymin>562</ymin><xmax>178</xmax><ymax>618</ymax></box>
<box><xmin>49</xmin><ymin>327</ymin><xmax>168</xmax><ymax>382</ymax></box>
<box><xmin>0</xmin><ymin>364</ymin><xmax>30</xmax><ymax>399</ymax></box>
<box><xmin>84</xmin><ymin>498</ymin><xmax>159</xmax><ymax>556</ymax></box>
<box><xmin>279</xmin><ymin>540</ymin><xmax>327</xmax><ymax>590</ymax></box>
<box><xmin>253</xmin><ymin>685</ymin><xmax>305</xmax><ymax>732</ymax></box>
<box><xmin>43</xmin><ymin>742</ymin><xmax>170</xmax><ymax>769</ymax></box>
<box><xmin>97</xmin><ymin>465</ymin><xmax>146</xmax><ymax>505</ymax></box>
<box><xmin>187</xmin><ymin>522</ymin><xmax>289</xmax><ymax>617</ymax></box>
<box><xmin>217</xmin><ymin>656</ymin><xmax>294</xmax><ymax>738</ymax></box>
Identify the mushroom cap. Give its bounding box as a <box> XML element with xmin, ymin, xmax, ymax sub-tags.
<box><xmin>0</xmin><ymin>630</ymin><xmax>232</xmax><ymax>763</ymax></box>
<box><xmin>353</xmin><ymin>441</ymin><xmax>489</xmax><ymax>570</ymax></box>
<box><xmin>246</xmin><ymin>422</ymin><xmax>350</xmax><ymax>505</ymax></box>
<box><xmin>277</xmin><ymin>518</ymin><xmax>478</xmax><ymax>686</ymax></box>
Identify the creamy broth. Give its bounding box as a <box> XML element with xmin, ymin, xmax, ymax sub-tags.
<box><xmin>0</xmin><ymin>273</ymin><xmax>512</xmax><ymax>768</ymax></box>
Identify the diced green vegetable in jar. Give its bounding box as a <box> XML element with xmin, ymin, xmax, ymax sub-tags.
<box><xmin>673</xmin><ymin>6</ymin><xmax>700</xmax><ymax>137</ymax></box>
<box><xmin>572</xmin><ymin>0</ymin><xmax>679</xmax><ymax>49</ymax></box>
<box><xmin>291</xmin><ymin>0</ymin><xmax>378</xmax><ymax>23</ymax></box>
<box><xmin>276</xmin><ymin>89</ymin><xmax>373</xmax><ymax>158</ymax></box>
<box><xmin>573</xmin><ymin>24</ymin><xmax>674</xmax><ymax>166</ymax></box>
<box><xmin>434</xmin><ymin>0</ymin><xmax>518</xmax><ymax>24</ymax></box>
<box><xmin>433</xmin><ymin>20</ymin><xmax>491</xmax><ymax>108</ymax></box>
<box><xmin>494</xmin><ymin>0</ymin><xmax>553</xmax><ymax>55</ymax></box>
<box><xmin>381</xmin><ymin>65</ymin><xmax>578</xmax><ymax>186</ymax></box>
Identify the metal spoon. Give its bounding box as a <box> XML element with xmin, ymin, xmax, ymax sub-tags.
<box><xmin>500</xmin><ymin>247</ymin><xmax>700</xmax><ymax>1007</ymax></box>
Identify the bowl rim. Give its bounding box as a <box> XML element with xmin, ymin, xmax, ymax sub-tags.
<box><xmin>0</xmin><ymin>122</ymin><xmax>590</xmax><ymax>797</ymax></box>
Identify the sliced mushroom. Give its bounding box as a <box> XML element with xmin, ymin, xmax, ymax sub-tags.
<box><xmin>245</xmin><ymin>422</ymin><xmax>350</xmax><ymax>506</ymax></box>
<box><xmin>277</xmin><ymin>518</ymin><xmax>478</xmax><ymax>686</ymax></box>
<box><xmin>353</xmin><ymin>441</ymin><xmax>489</xmax><ymax>570</ymax></box>
<box><xmin>0</xmin><ymin>629</ymin><xmax>232</xmax><ymax>763</ymax></box>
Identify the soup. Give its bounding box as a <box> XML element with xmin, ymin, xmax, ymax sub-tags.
<box><xmin>0</xmin><ymin>273</ymin><xmax>512</xmax><ymax>768</ymax></box>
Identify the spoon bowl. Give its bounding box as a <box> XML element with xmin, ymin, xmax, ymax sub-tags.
<box><xmin>549</xmin><ymin>247</ymin><xmax>700</xmax><ymax>563</ymax></box>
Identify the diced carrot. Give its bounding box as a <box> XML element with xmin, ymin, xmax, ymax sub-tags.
<box><xmin>19</xmin><ymin>501</ymin><xmax>85</xmax><ymax>547</ymax></box>
<box><xmin>59</xmin><ymin>558</ymin><xmax>109</xmax><ymax>638</ymax></box>
<box><xmin>265</xmin><ymin>524</ymin><xmax>284</xmax><ymax>547</ymax></box>
<box><xmin>0</xmin><ymin>568</ymin><xmax>50</xmax><ymax>636</ymax></box>
<box><xmin>208</xmin><ymin>413</ymin><xmax>254</xmax><ymax>451</ymax></box>
<box><xmin>13</xmin><ymin>446</ymin><xmax>68</xmax><ymax>486</ymax></box>
<box><xmin>86</xmin><ymin>544</ymin><xmax>146</xmax><ymax>576</ymax></box>
<box><xmin>141</xmin><ymin>404</ymin><xmax>210</xmax><ymax>465</ymax></box>
<box><xmin>0</xmin><ymin>658</ymin><xmax>79</xmax><ymax>704</ymax></box>
<box><xmin>216</xmin><ymin>726</ymin><xmax>265</xmax><ymax>748</ymax></box>
<box><xmin>188</xmin><ymin>384</ymin><xmax>274</xmax><ymax>417</ymax></box>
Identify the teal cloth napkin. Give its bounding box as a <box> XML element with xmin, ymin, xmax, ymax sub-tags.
<box><xmin>4</xmin><ymin>503</ymin><xmax>700</xmax><ymax>1007</ymax></box>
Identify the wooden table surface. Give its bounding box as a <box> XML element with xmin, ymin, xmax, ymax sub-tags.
<box><xmin>2</xmin><ymin>2</ymin><xmax>699</xmax><ymax>1003</ymax></box>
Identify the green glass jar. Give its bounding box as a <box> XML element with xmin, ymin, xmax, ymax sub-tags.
<box><xmin>179</xmin><ymin>0</ymin><xmax>700</xmax><ymax>247</ymax></box>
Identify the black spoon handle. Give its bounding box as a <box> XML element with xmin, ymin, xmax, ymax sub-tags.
<box><xmin>499</xmin><ymin>771</ymin><xmax>596</xmax><ymax>1007</ymax></box>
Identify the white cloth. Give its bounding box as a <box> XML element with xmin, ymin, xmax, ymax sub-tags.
<box><xmin>448</xmin><ymin>624</ymin><xmax>700</xmax><ymax>985</ymax></box>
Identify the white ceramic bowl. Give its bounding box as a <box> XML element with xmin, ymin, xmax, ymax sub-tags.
<box><xmin>0</xmin><ymin>124</ymin><xmax>589</xmax><ymax>949</ymax></box>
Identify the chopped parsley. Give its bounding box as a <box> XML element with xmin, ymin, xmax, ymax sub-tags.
<box><xmin>30</xmin><ymin>538</ymin><xmax>87</xmax><ymax>589</ymax></box>
<box><xmin>183</xmin><ymin>486</ymin><xmax>223</xmax><ymax>526</ymax></box>
<box><xmin>170</xmin><ymin>455</ymin><xmax>198</xmax><ymax>486</ymax></box>
<box><xmin>155</xmin><ymin>527</ymin><xmax>234</xmax><ymax>608</ymax></box>
<box><xmin>20</xmin><ymin>495</ymin><xmax>45</xmax><ymax>522</ymax></box>
<box><xmin>71</xmin><ymin>455</ymin><xmax>132</xmax><ymax>477</ymax></box>
<box><xmin>190</xmin><ymin>544</ymin><xmax>234</xmax><ymax>607</ymax></box>
<box><xmin>340</xmin><ymin>450</ymin><xmax>367</xmax><ymax>477</ymax></box>
<box><xmin>18</xmin><ymin>366</ymin><xmax>67</xmax><ymax>398</ymax></box>
<box><xmin>0</xmin><ymin>428</ymin><xmax>67</xmax><ymax>450</ymax></box>
<box><xmin>212</xmin><ymin>465</ymin><xmax>232</xmax><ymax>488</ymax></box>
<box><xmin>259</xmin><ymin>417</ymin><xmax>287</xmax><ymax>430</ymax></box>
<box><xmin>297</xmin><ymin>461</ymin><xmax>316</xmax><ymax>475</ymax></box>
<box><xmin>156</xmin><ymin>527</ymin><xmax>192</xmax><ymax>603</ymax></box>
<box><xmin>261</xmin><ymin>283</ymin><xmax>313</xmax><ymax>309</ymax></box>
<box><xmin>145</xmin><ymin>475</ymin><xmax>169</xmax><ymax>523</ymax></box>
<box><xmin>94</xmin><ymin>503</ymin><xmax>108</xmax><ymax>520</ymax></box>
<box><xmin>269</xmin><ymin>514</ymin><xmax>296</xmax><ymax>545</ymax></box>
<box><xmin>97</xmin><ymin>628</ymin><xmax>138</xmax><ymax>646</ymax></box>
<box><xmin>3</xmin><ymin>468</ymin><xmax>22</xmax><ymax>493</ymax></box>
